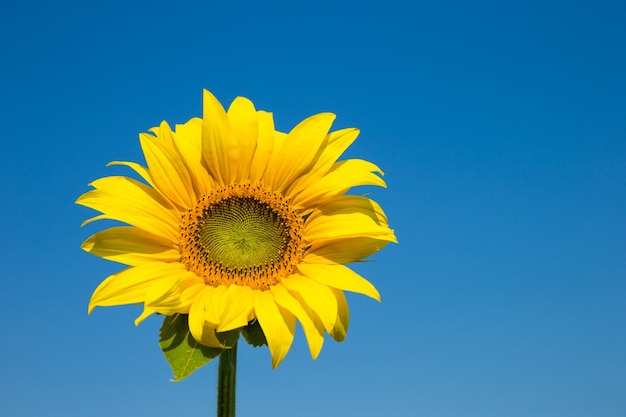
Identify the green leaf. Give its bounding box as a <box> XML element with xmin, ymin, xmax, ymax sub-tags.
<box><xmin>158</xmin><ymin>314</ymin><xmax>239</xmax><ymax>382</ymax></box>
<box><xmin>241</xmin><ymin>319</ymin><xmax>267</xmax><ymax>347</ymax></box>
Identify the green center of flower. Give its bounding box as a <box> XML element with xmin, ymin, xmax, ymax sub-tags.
<box><xmin>197</xmin><ymin>197</ymin><xmax>290</xmax><ymax>270</ymax></box>
<box><xmin>179</xmin><ymin>184</ymin><xmax>305</xmax><ymax>290</ymax></box>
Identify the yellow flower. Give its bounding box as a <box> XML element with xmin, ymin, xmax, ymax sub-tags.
<box><xmin>77</xmin><ymin>90</ymin><xmax>396</xmax><ymax>367</ymax></box>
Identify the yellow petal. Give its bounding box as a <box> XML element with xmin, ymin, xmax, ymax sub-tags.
<box><xmin>144</xmin><ymin>276</ymin><xmax>180</xmax><ymax>310</ymax></box>
<box><xmin>329</xmin><ymin>288</ymin><xmax>350</xmax><ymax>342</ymax></box>
<box><xmin>81</xmin><ymin>226</ymin><xmax>179</xmax><ymax>266</ymax></box>
<box><xmin>248</xmin><ymin>111</ymin><xmax>275</xmax><ymax>184</ymax></box>
<box><xmin>198</xmin><ymin>323</ymin><xmax>226</xmax><ymax>348</ymax></box>
<box><xmin>188</xmin><ymin>287</ymin><xmax>227</xmax><ymax>348</ymax></box>
<box><xmin>139</xmin><ymin>130</ymin><xmax>196</xmax><ymax>208</ymax></box>
<box><xmin>89</xmin><ymin>262</ymin><xmax>188</xmax><ymax>313</ymax></box>
<box><xmin>291</xmin><ymin>159</ymin><xmax>386</xmax><ymax>209</ymax></box>
<box><xmin>305</xmin><ymin>216</ymin><xmax>395</xmax><ymax>242</ymax></box>
<box><xmin>305</xmin><ymin>196</ymin><xmax>396</xmax><ymax>244</ymax></box>
<box><xmin>77</xmin><ymin>176</ymin><xmax>179</xmax><ymax>242</ymax></box>
<box><xmin>254</xmin><ymin>290</ymin><xmax>296</xmax><ymax>368</ymax></box>
<box><xmin>174</xmin><ymin>117</ymin><xmax>215</xmax><ymax>197</ymax></box>
<box><xmin>179</xmin><ymin>280</ymin><xmax>208</xmax><ymax>308</ymax></box>
<box><xmin>281</xmin><ymin>274</ymin><xmax>337</xmax><ymax>332</ymax></box>
<box><xmin>304</xmin><ymin>237</ymin><xmax>392</xmax><ymax>264</ymax></box>
<box><xmin>271</xmin><ymin>284</ymin><xmax>324</xmax><ymax>360</ymax></box>
<box><xmin>227</xmin><ymin>97</ymin><xmax>258</xmax><ymax>183</ymax></box>
<box><xmin>201</xmin><ymin>89</ymin><xmax>235</xmax><ymax>186</ymax></box>
<box><xmin>218</xmin><ymin>285</ymin><xmax>255</xmax><ymax>332</ymax></box>
<box><xmin>144</xmin><ymin>272</ymin><xmax>198</xmax><ymax>311</ymax></box>
<box><xmin>285</xmin><ymin>127</ymin><xmax>360</xmax><ymax>196</ymax></box>
<box><xmin>189</xmin><ymin>287</ymin><xmax>210</xmax><ymax>340</ymax></box>
<box><xmin>148</xmin><ymin>121</ymin><xmax>175</xmax><ymax>147</ymax></box>
<box><xmin>202</xmin><ymin>285</ymin><xmax>228</xmax><ymax>327</ymax></box>
<box><xmin>264</xmin><ymin>113</ymin><xmax>335</xmax><ymax>192</ymax></box>
<box><xmin>306</xmin><ymin>127</ymin><xmax>360</xmax><ymax>177</ymax></box>
<box><xmin>137</xmin><ymin>275</ymin><xmax>205</xmax><ymax>325</ymax></box>
<box><xmin>134</xmin><ymin>308</ymin><xmax>154</xmax><ymax>324</ymax></box>
<box><xmin>310</xmin><ymin>194</ymin><xmax>390</xmax><ymax>222</ymax></box>
<box><xmin>263</xmin><ymin>130</ymin><xmax>287</xmax><ymax>182</ymax></box>
<box><xmin>107</xmin><ymin>161</ymin><xmax>155</xmax><ymax>188</ymax></box>
<box><xmin>297</xmin><ymin>263</ymin><xmax>380</xmax><ymax>301</ymax></box>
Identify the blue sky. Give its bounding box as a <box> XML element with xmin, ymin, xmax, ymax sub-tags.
<box><xmin>1</xmin><ymin>1</ymin><xmax>624</xmax><ymax>416</ymax></box>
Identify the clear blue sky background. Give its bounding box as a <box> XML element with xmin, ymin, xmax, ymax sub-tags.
<box><xmin>1</xmin><ymin>1</ymin><xmax>624</xmax><ymax>416</ymax></box>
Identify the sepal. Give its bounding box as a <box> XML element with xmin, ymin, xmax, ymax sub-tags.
<box><xmin>159</xmin><ymin>314</ymin><xmax>239</xmax><ymax>381</ymax></box>
<box><xmin>241</xmin><ymin>319</ymin><xmax>267</xmax><ymax>347</ymax></box>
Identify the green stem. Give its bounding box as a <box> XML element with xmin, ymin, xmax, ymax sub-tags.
<box><xmin>217</xmin><ymin>340</ymin><xmax>237</xmax><ymax>417</ymax></box>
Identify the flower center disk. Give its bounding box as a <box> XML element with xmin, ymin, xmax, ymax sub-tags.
<box><xmin>180</xmin><ymin>184</ymin><xmax>305</xmax><ymax>290</ymax></box>
<box><xmin>199</xmin><ymin>197</ymin><xmax>289</xmax><ymax>269</ymax></box>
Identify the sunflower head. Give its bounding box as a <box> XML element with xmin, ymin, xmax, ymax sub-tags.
<box><xmin>77</xmin><ymin>90</ymin><xmax>396</xmax><ymax>369</ymax></box>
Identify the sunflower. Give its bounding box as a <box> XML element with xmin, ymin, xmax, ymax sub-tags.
<box><xmin>78</xmin><ymin>90</ymin><xmax>396</xmax><ymax>367</ymax></box>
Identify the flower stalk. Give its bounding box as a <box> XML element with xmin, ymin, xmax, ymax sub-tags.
<box><xmin>217</xmin><ymin>340</ymin><xmax>237</xmax><ymax>417</ymax></box>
